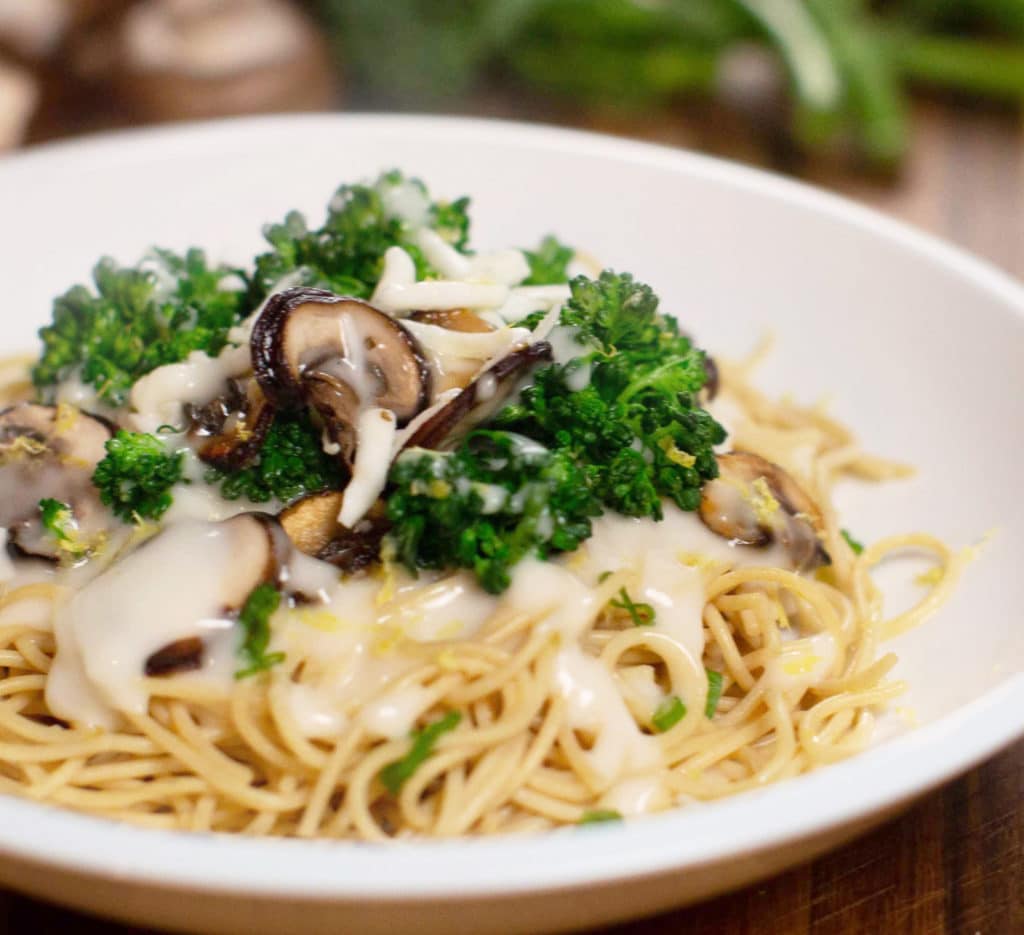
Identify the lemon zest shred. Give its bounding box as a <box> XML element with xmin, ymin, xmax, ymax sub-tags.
<box><xmin>436</xmin><ymin>649</ymin><xmax>459</xmax><ymax>671</ymax></box>
<box><xmin>749</xmin><ymin>477</ymin><xmax>780</xmax><ymax>525</ymax></box>
<box><xmin>54</xmin><ymin>403</ymin><xmax>80</xmax><ymax>435</ymax></box>
<box><xmin>658</xmin><ymin>437</ymin><xmax>696</xmax><ymax>468</ymax></box>
<box><xmin>290</xmin><ymin>608</ymin><xmax>343</xmax><ymax>632</ymax></box>
<box><xmin>915</xmin><ymin>567</ymin><xmax>943</xmax><ymax>587</ymax></box>
<box><xmin>781</xmin><ymin>653</ymin><xmax>821</xmax><ymax>677</ymax></box>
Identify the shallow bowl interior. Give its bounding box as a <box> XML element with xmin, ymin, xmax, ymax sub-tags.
<box><xmin>0</xmin><ymin>115</ymin><xmax>1021</xmax><ymax>934</ymax></box>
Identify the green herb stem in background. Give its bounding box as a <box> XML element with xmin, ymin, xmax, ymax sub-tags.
<box><xmin>893</xmin><ymin>32</ymin><xmax>1024</xmax><ymax>100</ymax></box>
<box><xmin>314</xmin><ymin>0</ymin><xmax>1024</xmax><ymax>170</ymax></box>
<box><xmin>806</xmin><ymin>0</ymin><xmax>908</xmax><ymax>168</ymax></box>
<box><xmin>578</xmin><ymin>808</ymin><xmax>623</xmax><ymax>825</ymax></box>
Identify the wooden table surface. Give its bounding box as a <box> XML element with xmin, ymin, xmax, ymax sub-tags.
<box><xmin>4</xmin><ymin>98</ymin><xmax>1023</xmax><ymax>934</ymax></box>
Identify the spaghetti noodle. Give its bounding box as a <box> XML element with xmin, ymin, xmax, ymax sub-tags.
<box><xmin>0</xmin><ymin>345</ymin><xmax>966</xmax><ymax>839</ymax></box>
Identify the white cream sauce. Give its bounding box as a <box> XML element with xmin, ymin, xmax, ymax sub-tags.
<box><xmin>765</xmin><ymin>632</ymin><xmax>838</xmax><ymax>693</ymax></box>
<box><xmin>600</xmin><ymin>776</ymin><xmax>669</xmax><ymax>817</ymax></box>
<box><xmin>359</xmin><ymin>684</ymin><xmax>436</xmax><ymax>740</ymax></box>
<box><xmin>129</xmin><ymin>345</ymin><xmax>250</xmax><ymax>433</ymax></box>
<box><xmin>370</xmin><ymin>245</ymin><xmax>511</xmax><ymax>316</ymax></box>
<box><xmin>47</xmin><ymin>520</ymin><xmax>251</xmax><ymax>728</ymax></box>
<box><xmin>338</xmin><ymin>407</ymin><xmax>397</xmax><ymax>527</ymax></box>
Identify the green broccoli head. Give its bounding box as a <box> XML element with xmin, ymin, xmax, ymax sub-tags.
<box><xmin>209</xmin><ymin>409</ymin><xmax>345</xmax><ymax>505</ymax></box>
<box><xmin>494</xmin><ymin>270</ymin><xmax>725</xmax><ymax>518</ymax></box>
<box><xmin>33</xmin><ymin>250</ymin><xmax>248</xmax><ymax>406</ymax></box>
<box><xmin>92</xmin><ymin>431</ymin><xmax>185</xmax><ymax>523</ymax></box>
<box><xmin>250</xmin><ymin>171</ymin><xmax>472</xmax><ymax>302</ymax></box>
<box><xmin>32</xmin><ymin>249</ymin><xmax>247</xmax><ymax>407</ymax></box>
<box><xmin>523</xmin><ymin>235</ymin><xmax>574</xmax><ymax>285</ymax></box>
<box><xmin>386</xmin><ymin>430</ymin><xmax>600</xmax><ymax>594</ymax></box>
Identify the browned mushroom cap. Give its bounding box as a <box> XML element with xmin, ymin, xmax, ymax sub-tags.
<box><xmin>699</xmin><ymin>452</ymin><xmax>829</xmax><ymax>571</ymax></box>
<box><xmin>404</xmin><ymin>342</ymin><xmax>553</xmax><ymax>451</ymax></box>
<box><xmin>316</xmin><ymin>518</ymin><xmax>389</xmax><ymax>575</ymax></box>
<box><xmin>187</xmin><ymin>377</ymin><xmax>275</xmax><ymax>471</ymax></box>
<box><xmin>278</xmin><ymin>490</ymin><xmax>344</xmax><ymax>557</ymax></box>
<box><xmin>145</xmin><ymin>637</ymin><xmax>203</xmax><ymax>677</ymax></box>
<box><xmin>278</xmin><ymin>491</ymin><xmax>388</xmax><ymax>574</ymax></box>
<box><xmin>0</xmin><ymin>403</ymin><xmax>113</xmax><ymax>560</ymax></box>
<box><xmin>409</xmin><ymin>309</ymin><xmax>494</xmax><ymax>333</ymax></box>
<box><xmin>251</xmin><ymin>288</ymin><xmax>430</xmax><ymax>463</ymax></box>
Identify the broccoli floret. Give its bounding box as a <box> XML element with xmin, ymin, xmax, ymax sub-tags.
<box><xmin>33</xmin><ymin>249</ymin><xmax>248</xmax><ymax>406</ymax></box>
<box><xmin>250</xmin><ymin>171</ymin><xmax>472</xmax><ymax>302</ymax></box>
<box><xmin>209</xmin><ymin>410</ymin><xmax>345</xmax><ymax>505</ymax></box>
<box><xmin>386</xmin><ymin>431</ymin><xmax>600</xmax><ymax>594</ymax></box>
<box><xmin>92</xmin><ymin>431</ymin><xmax>185</xmax><ymax>523</ymax></box>
<box><xmin>523</xmin><ymin>235</ymin><xmax>574</xmax><ymax>285</ymax></box>
<box><xmin>495</xmin><ymin>270</ymin><xmax>725</xmax><ymax>517</ymax></box>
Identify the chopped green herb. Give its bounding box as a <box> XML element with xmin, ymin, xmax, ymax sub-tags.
<box><xmin>38</xmin><ymin>498</ymin><xmax>93</xmax><ymax>560</ymax></box>
<box><xmin>39</xmin><ymin>498</ymin><xmax>73</xmax><ymax>542</ymax></box>
<box><xmin>235</xmin><ymin>583</ymin><xmax>284</xmax><ymax>679</ymax></box>
<box><xmin>705</xmin><ymin>669</ymin><xmax>724</xmax><ymax>718</ymax></box>
<box><xmin>610</xmin><ymin>587</ymin><xmax>655</xmax><ymax>626</ymax></box>
<box><xmin>380</xmin><ymin>710</ymin><xmax>462</xmax><ymax>795</ymax></box>
<box><xmin>597</xmin><ymin>570</ymin><xmax>613</xmax><ymax>583</ymax></box>
<box><xmin>841</xmin><ymin>528</ymin><xmax>865</xmax><ymax>555</ymax></box>
<box><xmin>652</xmin><ymin>695</ymin><xmax>687</xmax><ymax>732</ymax></box>
<box><xmin>578</xmin><ymin>809</ymin><xmax>623</xmax><ymax>825</ymax></box>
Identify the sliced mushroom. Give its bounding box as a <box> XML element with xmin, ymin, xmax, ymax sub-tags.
<box><xmin>279</xmin><ymin>490</ymin><xmax>344</xmax><ymax>557</ymax></box>
<box><xmin>316</xmin><ymin>518</ymin><xmax>389</xmax><ymax>575</ymax></box>
<box><xmin>0</xmin><ymin>403</ymin><xmax>113</xmax><ymax>560</ymax></box>
<box><xmin>145</xmin><ymin>637</ymin><xmax>203</xmax><ymax>677</ymax></box>
<box><xmin>251</xmin><ymin>287</ymin><xmax>430</xmax><ymax>464</ymax></box>
<box><xmin>187</xmin><ymin>377</ymin><xmax>275</xmax><ymax>471</ymax></box>
<box><xmin>699</xmin><ymin>451</ymin><xmax>829</xmax><ymax>571</ymax></box>
<box><xmin>409</xmin><ymin>308</ymin><xmax>494</xmax><ymax>333</ymax></box>
<box><xmin>142</xmin><ymin>512</ymin><xmax>293</xmax><ymax>674</ymax></box>
<box><xmin>403</xmin><ymin>342</ymin><xmax>553</xmax><ymax>451</ymax></box>
<box><xmin>278</xmin><ymin>490</ymin><xmax>388</xmax><ymax>574</ymax></box>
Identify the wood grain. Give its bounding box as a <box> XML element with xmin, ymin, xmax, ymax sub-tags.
<box><xmin>2</xmin><ymin>98</ymin><xmax>1022</xmax><ymax>934</ymax></box>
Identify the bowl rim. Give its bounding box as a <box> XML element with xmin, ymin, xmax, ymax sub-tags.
<box><xmin>2</xmin><ymin>112</ymin><xmax>1023</xmax><ymax>901</ymax></box>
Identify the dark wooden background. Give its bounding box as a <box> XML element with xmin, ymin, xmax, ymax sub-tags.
<box><xmin>3</xmin><ymin>98</ymin><xmax>1022</xmax><ymax>934</ymax></box>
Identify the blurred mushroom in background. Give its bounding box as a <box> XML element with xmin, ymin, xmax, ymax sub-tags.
<box><xmin>0</xmin><ymin>56</ymin><xmax>36</xmax><ymax>150</ymax></box>
<box><xmin>0</xmin><ymin>0</ymin><xmax>338</xmax><ymax>149</ymax></box>
<box><xmin>115</xmin><ymin>0</ymin><xmax>337</xmax><ymax>122</ymax></box>
<box><xmin>0</xmin><ymin>0</ymin><xmax>66</xmax><ymax>150</ymax></box>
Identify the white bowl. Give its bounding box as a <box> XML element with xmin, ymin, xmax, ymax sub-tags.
<box><xmin>1</xmin><ymin>115</ymin><xmax>1022</xmax><ymax>934</ymax></box>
